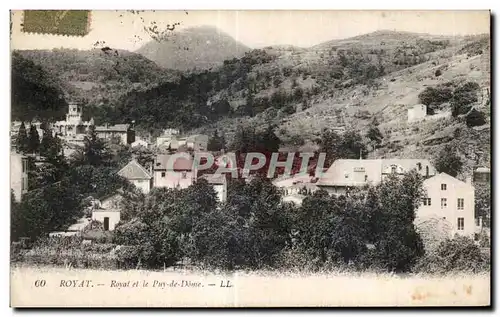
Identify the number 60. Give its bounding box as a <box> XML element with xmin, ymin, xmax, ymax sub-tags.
<box><xmin>34</xmin><ymin>280</ymin><xmax>46</xmax><ymax>287</ymax></box>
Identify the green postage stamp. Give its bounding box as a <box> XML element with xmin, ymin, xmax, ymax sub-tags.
<box><xmin>22</xmin><ymin>10</ymin><xmax>90</xmax><ymax>36</ymax></box>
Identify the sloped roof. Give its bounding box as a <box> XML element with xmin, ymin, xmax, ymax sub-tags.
<box><xmin>317</xmin><ymin>159</ymin><xmax>382</xmax><ymax>187</ymax></box>
<box><xmin>154</xmin><ymin>154</ymin><xmax>193</xmax><ymax>171</ymax></box>
<box><xmin>199</xmin><ymin>173</ymin><xmax>226</xmax><ymax>185</ymax></box>
<box><xmin>381</xmin><ymin>159</ymin><xmax>436</xmax><ymax>176</ymax></box>
<box><xmin>423</xmin><ymin>172</ymin><xmax>474</xmax><ymax>189</ymax></box>
<box><xmin>118</xmin><ymin>160</ymin><xmax>152</xmax><ymax>180</ymax></box>
<box><xmin>317</xmin><ymin>159</ymin><xmax>437</xmax><ymax>187</ymax></box>
<box><xmin>95</xmin><ymin>124</ymin><xmax>130</xmax><ymax>132</ymax></box>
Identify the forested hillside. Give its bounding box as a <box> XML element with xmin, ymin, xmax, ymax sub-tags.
<box><xmin>12</xmin><ymin>29</ymin><xmax>491</xmax><ymax>175</ymax></box>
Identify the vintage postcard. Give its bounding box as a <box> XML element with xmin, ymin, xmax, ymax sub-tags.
<box><xmin>9</xmin><ymin>10</ymin><xmax>491</xmax><ymax>307</ymax></box>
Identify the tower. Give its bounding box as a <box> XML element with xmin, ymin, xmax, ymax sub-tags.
<box><xmin>66</xmin><ymin>103</ymin><xmax>83</xmax><ymax>125</ymax></box>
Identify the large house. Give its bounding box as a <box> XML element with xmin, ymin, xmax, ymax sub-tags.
<box><xmin>95</xmin><ymin>124</ymin><xmax>135</xmax><ymax>145</ymax></box>
<box><xmin>10</xmin><ymin>152</ymin><xmax>29</xmax><ymax>202</ymax></box>
<box><xmin>316</xmin><ymin>158</ymin><xmax>437</xmax><ymax>195</ymax></box>
<box><xmin>53</xmin><ymin>103</ymin><xmax>94</xmax><ymax>137</ymax></box>
<box><xmin>416</xmin><ymin>173</ymin><xmax>475</xmax><ymax>238</ymax></box>
<box><xmin>118</xmin><ymin>160</ymin><xmax>153</xmax><ymax>194</ymax></box>
<box><xmin>153</xmin><ymin>154</ymin><xmax>197</xmax><ymax>189</ymax></box>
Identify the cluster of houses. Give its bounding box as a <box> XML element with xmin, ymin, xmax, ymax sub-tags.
<box><xmin>10</xmin><ymin>143</ymin><xmax>491</xmax><ymax>243</ymax></box>
<box><xmin>11</xmin><ymin>103</ymin><xmax>136</xmax><ymax>153</ymax></box>
<box><xmin>274</xmin><ymin>158</ymin><xmax>490</xmax><ymax>241</ymax></box>
<box><xmin>10</xmin><ymin>102</ymin><xmax>491</xmax><ymax>244</ymax></box>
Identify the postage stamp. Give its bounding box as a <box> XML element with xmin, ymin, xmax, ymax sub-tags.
<box><xmin>21</xmin><ymin>10</ymin><xmax>90</xmax><ymax>36</ymax></box>
<box><xmin>9</xmin><ymin>10</ymin><xmax>491</xmax><ymax>308</ymax></box>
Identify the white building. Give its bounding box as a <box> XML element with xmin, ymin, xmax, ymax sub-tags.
<box><xmin>416</xmin><ymin>173</ymin><xmax>475</xmax><ymax>238</ymax></box>
<box><xmin>117</xmin><ymin>160</ymin><xmax>153</xmax><ymax>194</ymax></box>
<box><xmin>10</xmin><ymin>152</ymin><xmax>29</xmax><ymax>202</ymax></box>
<box><xmin>153</xmin><ymin>154</ymin><xmax>196</xmax><ymax>189</ymax></box>
<box><xmin>92</xmin><ymin>209</ymin><xmax>121</xmax><ymax>231</ymax></box>
<box><xmin>199</xmin><ymin>174</ymin><xmax>227</xmax><ymax>203</ymax></box>
<box><xmin>317</xmin><ymin>159</ymin><xmax>437</xmax><ymax>195</ymax></box>
<box><xmin>408</xmin><ymin>104</ymin><xmax>427</xmax><ymax>123</ymax></box>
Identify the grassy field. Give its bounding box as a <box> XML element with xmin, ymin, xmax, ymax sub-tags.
<box><xmin>10</xmin><ymin>265</ymin><xmax>490</xmax><ymax>307</ymax></box>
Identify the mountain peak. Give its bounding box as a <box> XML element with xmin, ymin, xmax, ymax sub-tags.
<box><xmin>137</xmin><ymin>26</ymin><xmax>250</xmax><ymax>71</ymax></box>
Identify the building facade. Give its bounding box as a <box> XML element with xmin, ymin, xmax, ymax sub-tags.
<box><xmin>416</xmin><ymin>173</ymin><xmax>475</xmax><ymax>238</ymax></box>
<box><xmin>408</xmin><ymin>104</ymin><xmax>427</xmax><ymax>123</ymax></box>
<box><xmin>117</xmin><ymin>160</ymin><xmax>153</xmax><ymax>194</ymax></box>
<box><xmin>199</xmin><ymin>174</ymin><xmax>227</xmax><ymax>203</ymax></box>
<box><xmin>53</xmin><ymin>103</ymin><xmax>94</xmax><ymax>137</ymax></box>
<box><xmin>153</xmin><ymin>154</ymin><xmax>197</xmax><ymax>189</ymax></box>
<box><xmin>10</xmin><ymin>152</ymin><xmax>29</xmax><ymax>202</ymax></box>
<box><xmin>95</xmin><ymin>124</ymin><xmax>135</xmax><ymax>145</ymax></box>
<box><xmin>317</xmin><ymin>158</ymin><xmax>436</xmax><ymax>195</ymax></box>
<box><xmin>92</xmin><ymin>210</ymin><xmax>120</xmax><ymax>231</ymax></box>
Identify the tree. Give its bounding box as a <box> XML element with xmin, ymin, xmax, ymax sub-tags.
<box><xmin>475</xmin><ymin>183</ymin><xmax>491</xmax><ymax>227</ymax></box>
<box><xmin>369</xmin><ymin>171</ymin><xmax>425</xmax><ymax>272</ymax></box>
<box><xmin>434</xmin><ymin>145</ymin><xmax>463</xmax><ymax>177</ymax></box>
<box><xmin>316</xmin><ymin>129</ymin><xmax>342</xmax><ymax>166</ymax></box>
<box><xmin>451</xmin><ymin>81</ymin><xmax>480</xmax><ymax>117</ymax></box>
<box><xmin>11</xmin><ymin>181</ymin><xmax>81</xmax><ymax>240</ymax></box>
<box><xmin>338</xmin><ymin>130</ymin><xmax>368</xmax><ymax>160</ymax></box>
<box><xmin>366</xmin><ymin>119</ymin><xmax>383</xmax><ymax>149</ymax></box>
<box><xmin>27</xmin><ymin>124</ymin><xmax>40</xmax><ymax>154</ymax></box>
<box><xmin>40</xmin><ymin>126</ymin><xmax>63</xmax><ymax>160</ymax></box>
<box><xmin>418</xmin><ymin>85</ymin><xmax>453</xmax><ymax>106</ymax></box>
<box><xmin>207</xmin><ymin>129</ymin><xmax>226</xmax><ymax>152</ymax></box>
<box><xmin>259</xmin><ymin>125</ymin><xmax>281</xmax><ymax>153</ymax></box>
<box><xmin>16</xmin><ymin>122</ymin><xmax>29</xmax><ymax>153</ymax></box>
<box><xmin>466</xmin><ymin>108</ymin><xmax>486</xmax><ymax>127</ymax></box>
<box><xmin>71</xmin><ymin>125</ymin><xmax>110</xmax><ymax>166</ymax></box>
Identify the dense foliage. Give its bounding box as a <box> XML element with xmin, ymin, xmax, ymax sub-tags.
<box><xmin>113</xmin><ymin>171</ymin><xmax>427</xmax><ymax>272</ymax></box>
<box><xmin>434</xmin><ymin>144</ymin><xmax>464</xmax><ymax>177</ymax></box>
<box><xmin>11</xmin><ymin>52</ymin><xmax>67</xmax><ymax>121</ymax></box>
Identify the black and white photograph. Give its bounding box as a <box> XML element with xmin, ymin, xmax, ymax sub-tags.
<box><xmin>8</xmin><ymin>9</ymin><xmax>491</xmax><ymax>307</ymax></box>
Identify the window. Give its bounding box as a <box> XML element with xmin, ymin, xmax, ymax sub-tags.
<box><xmin>441</xmin><ymin>198</ymin><xmax>447</xmax><ymax>208</ymax></box>
<box><xmin>457</xmin><ymin>198</ymin><xmax>464</xmax><ymax>210</ymax></box>
<box><xmin>426</xmin><ymin>166</ymin><xmax>429</xmax><ymax>177</ymax></box>
<box><xmin>22</xmin><ymin>159</ymin><xmax>27</xmax><ymax>173</ymax></box>
<box><xmin>161</xmin><ymin>172</ymin><xmax>166</xmax><ymax>177</ymax></box>
<box><xmin>391</xmin><ymin>166</ymin><xmax>397</xmax><ymax>174</ymax></box>
<box><xmin>441</xmin><ymin>184</ymin><xmax>447</xmax><ymax>190</ymax></box>
<box><xmin>417</xmin><ymin>162</ymin><xmax>422</xmax><ymax>171</ymax></box>
<box><xmin>422</xmin><ymin>198</ymin><xmax>431</xmax><ymax>206</ymax></box>
<box><xmin>156</xmin><ymin>162</ymin><xmax>161</xmax><ymax>166</ymax></box>
<box><xmin>457</xmin><ymin>217</ymin><xmax>464</xmax><ymax>231</ymax></box>
<box><xmin>364</xmin><ymin>175</ymin><xmax>368</xmax><ymax>182</ymax></box>
<box><xmin>344</xmin><ymin>173</ymin><xmax>349</xmax><ymax>179</ymax></box>
<box><xmin>182</xmin><ymin>171</ymin><xmax>187</xmax><ymax>179</ymax></box>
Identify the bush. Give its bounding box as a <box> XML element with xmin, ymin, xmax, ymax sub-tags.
<box><xmin>415</xmin><ymin>235</ymin><xmax>489</xmax><ymax>273</ymax></box>
<box><xmin>451</xmin><ymin>81</ymin><xmax>480</xmax><ymax>117</ymax></box>
<box><xmin>466</xmin><ymin>109</ymin><xmax>486</xmax><ymax>127</ymax></box>
<box><xmin>434</xmin><ymin>144</ymin><xmax>463</xmax><ymax>177</ymax></box>
<box><xmin>418</xmin><ymin>85</ymin><xmax>453</xmax><ymax>106</ymax></box>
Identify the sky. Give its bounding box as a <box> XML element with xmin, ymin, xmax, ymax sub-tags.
<box><xmin>10</xmin><ymin>10</ymin><xmax>490</xmax><ymax>51</ymax></box>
